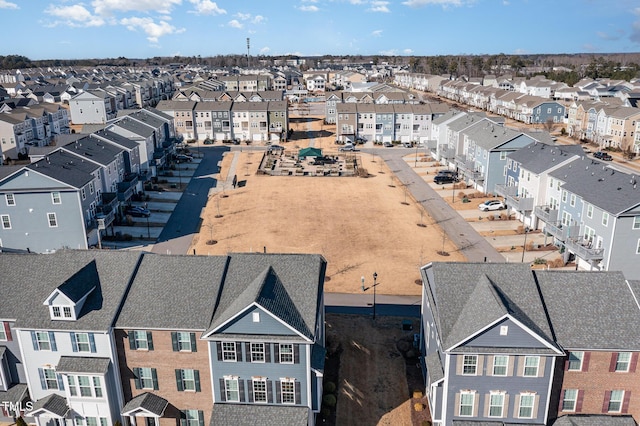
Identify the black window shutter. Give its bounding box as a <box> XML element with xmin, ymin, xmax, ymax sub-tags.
<box><xmin>274</xmin><ymin>345</ymin><xmax>280</xmax><ymax>363</ymax></box>
<box><xmin>146</xmin><ymin>332</ymin><xmax>154</xmax><ymax>351</ymax></box>
<box><xmin>267</xmin><ymin>380</ymin><xmax>273</xmax><ymax>403</ymax></box>
<box><xmin>276</xmin><ymin>381</ymin><xmax>281</xmax><ymax>403</ymax></box>
<box><xmin>265</xmin><ymin>343</ymin><xmax>271</xmax><ymax>363</ymax></box>
<box><xmin>219</xmin><ymin>378</ymin><xmax>226</xmax><ymax>401</ymax></box>
<box><xmin>238</xmin><ymin>379</ymin><xmax>245</xmax><ymax>402</ymax></box>
<box><xmin>171</xmin><ymin>332</ymin><xmax>178</xmax><ymax>352</ymax></box>
<box><xmin>133</xmin><ymin>368</ymin><xmax>141</xmax><ymax>389</ymax></box>
<box><xmin>179</xmin><ymin>411</ymin><xmax>186</xmax><ymax>426</ymax></box>
<box><xmin>151</xmin><ymin>368</ymin><xmax>159</xmax><ymax>390</ymax></box>
<box><xmin>128</xmin><ymin>331</ymin><xmax>136</xmax><ymax>350</ymax></box>
<box><xmin>216</xmin><ymin>342</ymin><xmax>222</xmax><ymax>361</ymax></box>
<box><xmin>294</xmin><ymin>344</ymin><xmax>300</xmax><ymax>364</ymax></box>
<box><xmin>295</xmin><ymin>381</ymin><xmax>301</xmax><ymax>405</ymax></box>
<box><xmin>236</xmin><ymin>342</ymin><xmax>242</xmax><ymax>362</ymax></box>
<box><xmin>245</xmin><ymin>342</ymin><xmax>251</xmax><ymax>362</ymax></box>
<box><xmin>248</xmin><ymin>379</ymin><xmax>254</xmax><ymax>402</ymax></box>
<box><xmin>194</xmin><ymin>370</ymin><xmax>201</xmax><ymax>392</ymax></box>
<box><xmin>190</xmin><ymin>333</ymin><xmax>197</xmax><ymax>352</ymax></box>
<box><xmin>197</xmin><ymin>411</ymin><xmax>204</xmax><ymax>426</ymax></box>
<box><xmin>175</xmin><ymin>369</ymin><xmax>183</xmax><ymax>391</ymax></box>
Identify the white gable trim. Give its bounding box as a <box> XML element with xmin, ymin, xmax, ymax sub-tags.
<box><xmin>446</xmin><ymin>313</ymin><xmax>561</xmax><ymax>354</ymax></box>
<box><xmin>43</xmin><ymin>289</ymin><xmax>74</xmax><ymax>306</ymax></box>
<box><xmin>203</xmin><ymin>302</ymin><xmax>312</xmax><ymax>342</ymax></box>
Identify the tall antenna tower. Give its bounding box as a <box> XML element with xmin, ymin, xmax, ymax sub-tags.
<box><xmin>246</xmin><ymin>38</ymin><xmax>250</xmax><ymax>69</ymax></box>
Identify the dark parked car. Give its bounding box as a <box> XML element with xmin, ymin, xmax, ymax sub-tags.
<box><xmin>124</xmin><ymin>206</ymin><xmax>151</xmax><ymax>218</ymax></box>
<box><xmin>203</xmin><ymin>139</ymin><xmax>214</xmax><ymax>145</ymax></box>
<box><xmin>175</xmin><ymin>154</ymin><xmax>193</xmax><ymax>162</ymax></box>
<box><xmin>593</xmin><ymin>151</ymin><xmax>613</xmax><ymax>161</ymax></box>
<box><xmin>433</xmin><ymin>170</ymin><xmax>459</xmax><ymax>184</ymax></box>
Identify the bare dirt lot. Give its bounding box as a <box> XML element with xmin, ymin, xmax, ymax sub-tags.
<box><xmin>189</xmin><ymin>117</ymin><xmax>465</xmax><ymax>296</ymax></box>
<box><xmin>325</xmin><ymin>314</ymin><xmax>427</xmax><ymax>426</ymax></box>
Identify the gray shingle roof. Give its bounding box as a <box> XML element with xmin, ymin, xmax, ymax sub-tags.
<box><xmin>56</xmin><ymin>356</ymin><xmax>111</xmax><ymax>374</ymax></box>
<box><xmin>121</xmin><ymin>392</ymin><xmax>168</xmax><ymax>416</ymax></box>
<box><xmin>423</xmin><ymin>263</ymin><xmax>556</xmax><ymax>351</ymax></box>
<box><xmin>209</xmin><ymin>404</ymin><xmax>309</xmax><ymax>426</ymax></box>
<box><xmin>551</xmin><ymin>414</ymin><xmax>637</xmax><ymax>426</ymax></box>
<box><xmin>29</xmin><ymin>393</ymin><xmax>69</xmax><ymax>417</ymax></box>
<box><xmin>0</xmin><ymin>383</ymin><xmax>28</xmax><ymax>404</ymax></box>
<box><xmin>207</xmin><ymin>253</ymin><xmax>326</xmax><ymax>340</ymax></box>
<box><xmin>62</xmin><ymin>136</ymin><xmax>124</xmax><ymax>166</ymax></box>
<box><xmin>535</xmin><ymin>270</ymin><xmax>640</xmax><ymax>349</ymax></box>
<box><xmin>0</xmin><ymin>250</ymin><xmax>142</xmax><ymax>331</ymax></box>
<box><xmin>115</xmin><ymin>254</ymin><xmax>228</xmax><ymax>330</ymax></box>
<box><xmin>425</xmin><ymin>351</ymin><xmax>444</xmax><ymax>382</ymax></box>
<box><xmin>26</xmin><ymin>148</ymin><xmax>100</xmax><ymax>189</ymax></box>
<box><xmin>91</xmin><ymin>129</ymin><xmax>139</xmax><ymax>150</ymax></box>
<box><xmin>507</xmin><ymin>142</ymin><xmax>584</xmax><ymax>174</ymax></box>
<box><xmin>549</xmin><ymin>156</ymin><xmax>640</xmax><ymax>215</ymax></box>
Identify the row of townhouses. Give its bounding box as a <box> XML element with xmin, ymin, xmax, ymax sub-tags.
<box><xmin>420</xmin><ymin>262</ymin><xmax>640</xmax><ymax>425</ymax></box>
<box><xmin>0</xmin><ymin>250</ymin><xmax>327</xmax><ymax>426</ymax></box>
<box><xmin>156</xmin><ymin>99</ymin><xmax>288</xmax><ymax>143</ymax></box>
<box><xmin>0</xmin><ymin>107</ymin><xmax>176</xmax><ymax>252</ymax></box>
<box><xmin>430</xmin><ymin>110</ymin><xmax>640</xmax><ymax>280</ymax></box>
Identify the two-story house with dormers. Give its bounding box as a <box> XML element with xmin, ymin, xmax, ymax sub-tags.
<box><xmin>115</xmin><ymin>254</ymin><xmax>228</xmax><ymax>426</ymax></box>
<box><xmin>0</xmin><ymin>250</ymin><xmax>143</xmax><ymax>426</ymax></box>
<box><xmin>420</xmin><ymin>262</ymin><xmax>564</xmax><ymax>426</ymax></box>
<box><xmin>204</xmin><ymin>253</ymin><xmax>326</xmax><ymax>426</ymax></box>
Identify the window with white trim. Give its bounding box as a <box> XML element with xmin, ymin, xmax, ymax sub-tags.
<box><xmin>176</xmin><ymin>332</ymin><xmax>192</xmax><ymax>352</ymax></box>
<box><xmin>489</xmin><ymin>392</ymin><xmax>505</xmax><ymax>417</ymax></box>
<box><xmin>634</xmin><ymin>216</ymin><xmax>640</xmax><ymax>230</ymax></box>
<box><xmin>523</xmin><ymin>356</ymin><xmax>540</xmax><ymax>377</ymax></box>
<box><xmin>75</xmin><ymin>333</ymin><xmax>91</xmax><ymax>352</ymax></box>
<box><xmin>518</xmin><ymin>393</ymin><xmax>535</xmax><ymax>418</ymax></box>
<box><xmin>252</xmin><ymin>378</ymin><xmax>267</xmax><ymax>403</ymax></box>
<box><xmin>1</xmin><ymin>215</ymin><xmax>11</xmax><ymax>229</ymax></box>
<box><xmin>67</xmin><ymin>375</ymin><xmax>102</xmax><ymax>398</ymax></box>
<box><xmin>587</xmin><ymin>204</ymin><xmax>593</xmax><ymax>218</ymax></box>
<box><xmin>35</xmin><ymin>332</ymin><xmax>51</xmax><ymax>350</ymax></box>
<box><xmin>615</xmin><ymin>352</ymin><xmax>631</xmax><ymax>372</ymax></box>
<box><xmin>133</xmin><ymin>331</ymin><xmax>150</xmax><ymax>350</ymax></box>
<box><xmin>48</xmin><ymin>213</ymin><xmax>58</xmax><ymax>227</ymax></box>
<box><xmin>568</xmin><ymin>351</ymin><xmax>584</xmax><ymax>371</ymax></box>
<box><xmin>462</xmin><ymin>355</ymin><xmax>477</xmax><ymax>375</ymax></box>
<box><xmin>139</xmin><ymin>368</ymin><xmax>155</xmax><ymax>390</ymax></box>
<box><xmin>280</xmin><ymin>344</ymin><xmax>293</xmax><ymax>364</ymax></box>
<box><xmin>562</xmin><ymin>389</ymin><xmax>578</xmax><ymax>411</ymax></box>
<box><xmin>608</xmin><ymin>390</ymin><xmax>624</xmax><ymax>413</ymax></box>
<box><xmin>178</xmin><ymin>369</ymin><xmax>197</xmax><ymax>391</ymax></box>
<box><xmin>459</xmin><ymin>391</ymin><xmax>475</xmax><ymax>416</ymax></box>
<box><xmin>5</xmin><ymin>194</ymin><xmax>15</xmax><ymax>206</ymax></box>
<box><xmin>493</xmin><ymin>355</ymin><xmax>508</xmax><ymax>376</ymax></box>
<box><xmin>42</xmin><ymin>368</ymin><xmax>58</xmax><ymax>389</ymax></box>
<box><xmin>222</xmin><ymin>342</ymin><xmax>236</xmax><ymax>361</ymax></box>
<box><xmin>183</xmin><ymin>409</ymin><xmax>201</xmax><ymax>426</ymax></box>
<box><xmin>0</xmin><ymin>323</ymin><xmax>6</xmax><ymax>341</ymax></box>
<box><xmin>636</xmin><ymin>239</ymin><xmax>640</xmax><ymax>255</ymax></box>
<box><xmin>281</xmin><ymin>379</ymin><xmax>295</xmax><ymax>404</ymax></box>
<box><xmin>251</xmin><ymin>343</ymin><xmax>265</xmax><ymax>362</ymax></box>
<box><xmin>562</xmin><ymin>190</ymin><xmax>567</xmax><ymax>203</ymax></box>
<box><xmin>570</xmin><ymin>194</ymin><xmax>576</xmax><ymax>207</ymax></box>
<box><xmin>85</xmin><ymin>418</ymin><xmax>107</xmax><ymax>426</ymax></box>
<box><xmin>224</xmin><ymin>377</ymin><xmax>239</xmax><ymax>402</ymax></box>
<box><xmin>602</xmin><ymin>212</ymin><xmax>609</xmax><ymax>227</ymax></box>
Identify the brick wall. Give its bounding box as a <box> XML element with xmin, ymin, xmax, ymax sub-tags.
<box><xmin>557</xmin><ymin>351</ymin><xmax>640</xmax><ymax>422</ymax></box>
<box><xmin>115</xmin><ymin>329</ymin><xmax>213</xmax><ymax>426</ymax></box>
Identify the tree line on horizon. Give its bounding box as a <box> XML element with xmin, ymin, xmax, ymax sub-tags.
<box><xmin>1</xmin><ymin>52</ymin><xmax>639</xmax><ymax>85</ymax></box>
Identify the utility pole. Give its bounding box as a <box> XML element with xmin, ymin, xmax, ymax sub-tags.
<box><xmin>246</xmin><ymin>38</ymin><xmax>250</xmax><ymax>68</ymax></box>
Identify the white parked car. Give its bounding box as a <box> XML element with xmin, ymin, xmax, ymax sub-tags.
<box><xmin>478</xmin><ymin>199</ymin><xmax>506</xmax><ymax>211</ymax></box>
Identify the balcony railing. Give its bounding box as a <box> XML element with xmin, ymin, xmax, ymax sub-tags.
<box><xmin>117</xmin><ymin>174</ymin><xmax>139</xmax><ymax>202</ymax></box>
<box><xmin>543</xmin><ymin>222</ymin><xmax>580</xmax><ymax>242</ymax></box>
<box><xmin>494</xmin><ymin>185</ymin><xmax>534</xmax><ymax>212</ymax></box>
<box><xmin>564</xmin><ymin>238</ymin><xmax>605</xmax><ymax>261</ymax></box>
<box><xmin>438</xmin><ymin>144</ymin><xmax>454</xmax><ymax>159</ymax></box>
<box><xmin>454</xmin><ymin>155</ymin><xmax>474</xmax><ymax>171</ymax></box>
<box><xmin>462</xmin><ymin>169</ymin><xmax>485</xmax><ymax>181</ymax></box>
<box><xmin>534</xmin><ymin>205</ymin><xmax>559</xmax><ymax>223</ymax></box>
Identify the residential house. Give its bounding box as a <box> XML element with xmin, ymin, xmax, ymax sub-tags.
<box><xmin>335</xmin><ymin>104</ymin><xmax>357</xmax><ymax>143</ymax></box>
<box><xmin>156</xmin><ymin>101</ymin><xmax>196</xmax><ymax>141</ymax></box>
<box><xmin>69</xmin><ymin>91</ymin><xmax>117</xmax><ymax>125</ymax></box>
<box><xmin>420</xmin><ymin>262</ymin><xmax>563</xmax><ymax>425</ymax></box>
<box><xmin>267</xmin><ymin>101</ymin><xmax>288</xmax><ymax>142</ymax></box>
<box><xmin>536</xmin><ymin>270</ymin><xmax>640</xmax><ymax>423</ymax></box>
<box><xmin>0</xmin><ymin>300</ymin><xmax>29</xmax><ymax>422</ymax></box>
<box><xmin>0</xmin><ymin>250</ymin><xmax>144</xmax><ymax>426</ymax></box>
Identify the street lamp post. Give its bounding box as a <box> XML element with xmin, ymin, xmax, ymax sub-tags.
<box><xmin>146</xmin><ymin>216</ymin><xmax>150</xmax><ymax>239</ymax></box>
<box><xmin>521</xmin><ymin>227</ymin><xmax>530</xmax><ymax>263</ymax></box>
<box><xmin>372</xmin><ymin>272</ymin><xmax>377</xmax><ymax>320</ymax></box>
<box><xmin>361</xmin><ymin>276</ymin><xmax>365</xmax><ymax>292</ymax></box>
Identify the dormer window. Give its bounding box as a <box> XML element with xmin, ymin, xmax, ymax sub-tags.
<box><xmin>50</xmin><ymin>305</ymin><xmax>75</xmax><ymax>320</ymax></box>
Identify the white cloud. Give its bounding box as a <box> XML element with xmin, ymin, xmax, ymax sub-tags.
<box><xmin>234</xmin><ymin>13</ymin><xmax>264</xmax><ymax>24</ymax></box>
<box><xmin>403</xmin><ymin>48</ymin><xmax>413</xmax><ymax>54</ymax></box>
<box><xmin>630</xmin><ymin>7</ymin><xmax>640</xmax><ymax>44</ymax></box>
<box><xmin>92</xmin><ymin>0</ymin><xmax>182</xmax><ymax>16</ymax></box>
<box><xmin>368</xmin><ymin>1</ymin><xmax>390</xmax><ymax>12</ymax></box>
<box><xmin>259</xmin><ymin>46</ymin><xmax>270</xmax><ymax>54</ymax></box>
<box><xmin>402</xmin><ymin>0</ymin><xmax>465</xmax><ymax>7</ymax></box>
<box><xmin>120</xmin><ymin>16</ymin><xmax>185</xmax><ymax>42</ymax></box>
<box><xmin>228</xmin><ymin>19</ymin><xmax>243</xmax><ymax>29</ymax></box>
<box><xmin>379</xmin><ymin>49</ymin><xmax>397</xmax><ymax>55</ymax></box>
<box><xmin>188</xmin><ymin>0</ymin><xmax>226</xmax><ymax>15</ymax></box>
<box><xmin>0</xmin><ymin>0</ymin><xmax>18</xmax><ymax>9</ymax></box>
<box><xmin>45</xmin><ymin>4</ymin><xmax>105</xmax><ymax>27</ymax></box>
<box><xmin>371</xmin><ymin>29</ymin><xmax>383</xmax><ymax>37</ymax></box>
<box><xmin>299</xmin><ymin>5</ymin><xmax>319</xmax><ymax>12</ymax></box>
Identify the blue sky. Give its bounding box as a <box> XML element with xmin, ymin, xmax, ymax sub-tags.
<box><xmin>1</xmin><ymin>0</ymin><xmax>639</xmax><ymax>60</ymax></box>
